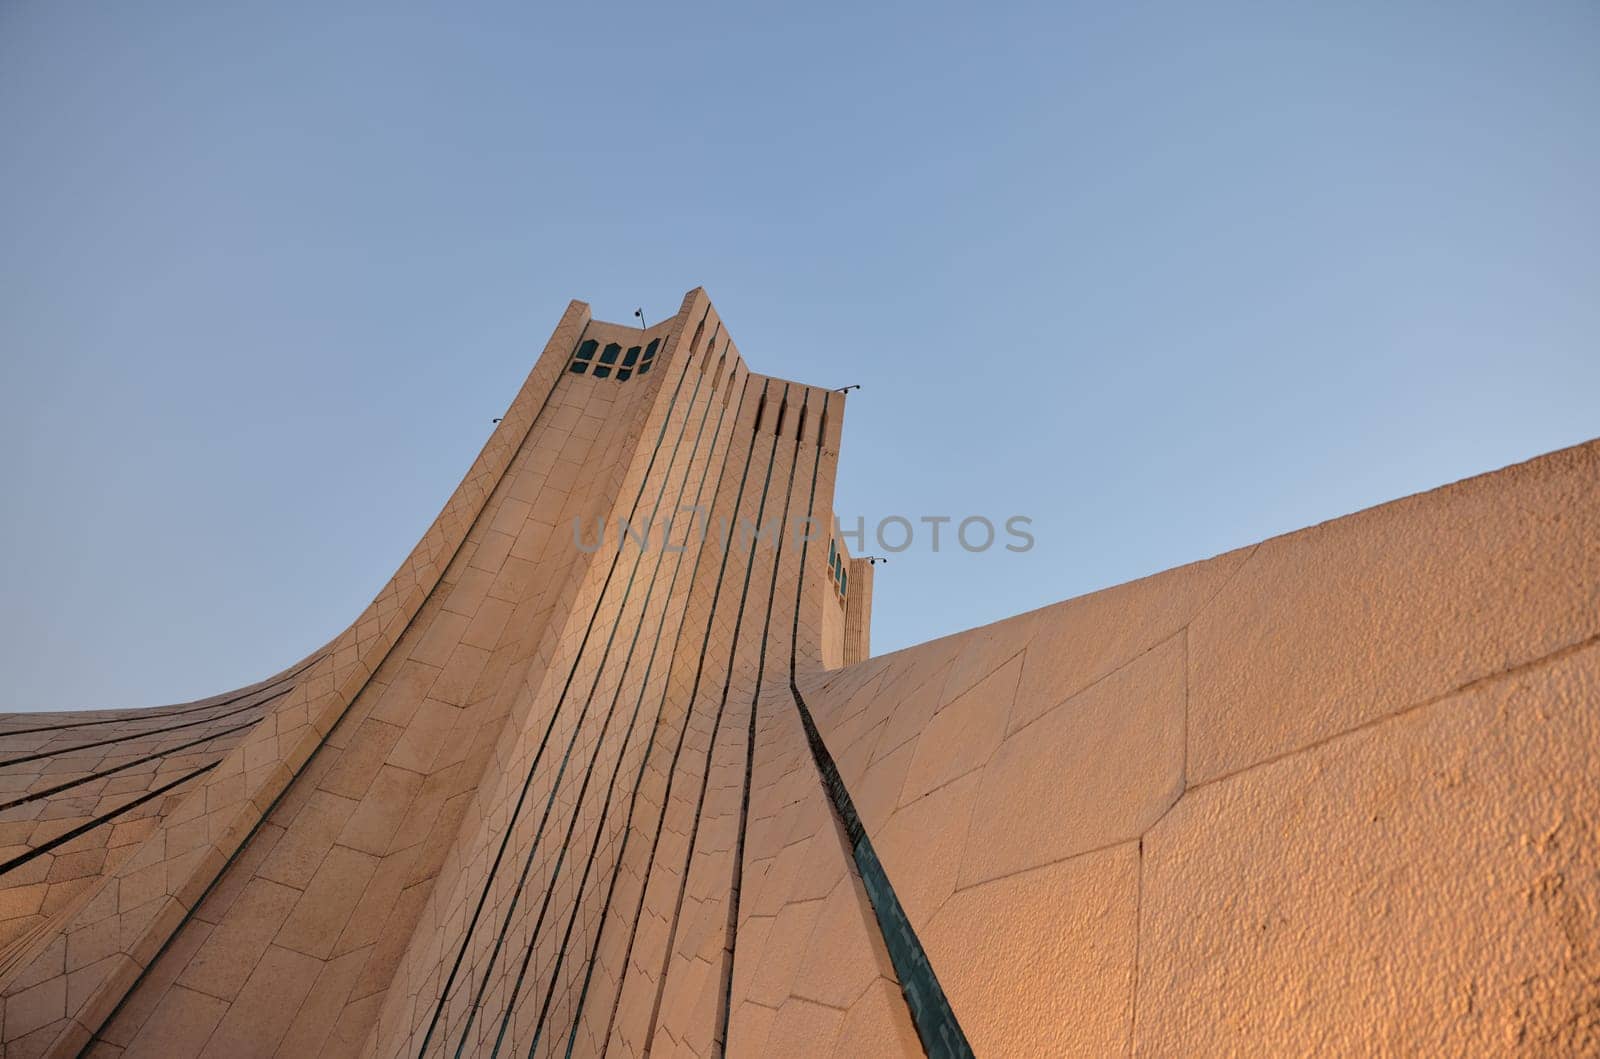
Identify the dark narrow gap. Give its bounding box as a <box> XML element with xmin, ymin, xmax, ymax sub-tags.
<box><xmin>715</xmin><ymin>391</ymin><xmax>809</xmax><ymax>1053</ymax></box>
<box><xmin>563</xmin><ymin>377</ymin><xmax>756</xmax><ymax>1057</ymax></box>
<box><xmin>640</xmin><ymin>384</ymin><xmax>791</xmax><ymax>1057</ymax></box>
<box><xmin>782</xmin><ymin>688</ymin><xmax>975</xmax><ymax>1059</ymax></box>
<box><xmin>0</xmin><ymin>717</ymin><xmax>262</xmax><ymax>813</ymax></box>
<box><xmin>0</xmin><ymin>686</ymin><xmax>293</xmax><ymax>770</ymax></box>
<box><xmin>449</xmin><ymin>336</ymin><xmax>718</xmax><ymax>1058</ymax></box>
<box><xmin>0</xmin><ymin>656</ymin><xmax>321</xmax><ymax>739</ymax></box>
<box><xmin>523</xmin><ymin>375</ymin><xmax>752</xmax><ymax>1056</ymax></box>
<box><xmin>781</xmin><ymin>405</ymin><xmax>975</xmax><ymax>1057</ymax></box>
<box><xmin>90</xmin><ymin>320</ymin><xmax>596</xmax><ymax>1053</ymax></box>
<box><xmin>594</xmin><ymin>381</ymin><xmax>771</xmax><ymax>1051</ymax></box>
<box><xmin>701</xmin><ymin>323</ymin><xmax>722</xmax><ymax>367</ymax></box>
<box><xmin>475</xmin><ymin>321</ymin><xmax>730</xmax><ymax>1057</ymax></box>
<box><xmin>0</xmin><ymin>763</ymin><xmax>217</xmax><ymax>878</ymax></box>
<box><xmin>417</xmin><ymin>324</ymin><xmax>701</xmax><ymax>1056</ymax></box>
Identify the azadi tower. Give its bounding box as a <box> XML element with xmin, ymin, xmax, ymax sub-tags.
<box><xmin>0</xmin><ymin>289</ymin><xmax>1595</xmax><ymax>1058</ymax></box>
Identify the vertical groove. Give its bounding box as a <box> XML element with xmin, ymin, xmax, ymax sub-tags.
<box><xmin>715</xmin><ymin>391</ymin><xmax>810</xmax><ymax>1052</ymax></box>
<box><xmin>418</xmin><ymin>325</ymin><xmax>699</xmax><ymax>1056</ymax></box>
<box><xmin>639</xmin><ymin>382</ymin><xmax>791</xmax><ymax>1057</ymax></box>
<box><xmin>636</xmin><ymin>383</ymin><xmax>787</xmax><ymax>1059</ymax></box>
<box><xmin>481</xmin><ymin>332</ymin><xmax>730</xmax><ymax>1056</ymax></box>
<box><xmin>521</xmin><ymin>373</ymin><xmax>751</xmax><ymax>1057</ymax></box>
<box><xmin>1127</xmin><ymin>837</ymin><xmax>1143</xmax><ymax>1056</ymax></box>
<box><xmin>71</xmin><ymin>311</ymin><xmax>594</xmax><ymax>1056</ymax></box>
<box><xmin>563</xmin><ymin>374</ymin><xmax>753</xmax><ymax>1057</ymax></box>
<box><xmin>595</xmin><ymin>378</ymin><xmax>771</xmax><ymax>1052</ymax></box>
<box><xmin>784</xmin><ymin>395</ymin><xmax>975</xmax><ymax>1059</ymax></box>
<box><xmin>451</xmin><ymin>333</ymin><xmax>717</xmax><ymax>1057</ymax></box>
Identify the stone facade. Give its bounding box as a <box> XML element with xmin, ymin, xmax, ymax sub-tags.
<box><xmin>0</xmin><ymin>289</ymin><xmax>1594</xmax><ymax>1057</ymax></box>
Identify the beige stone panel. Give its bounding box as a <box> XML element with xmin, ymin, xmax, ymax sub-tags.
<box><xmin>201</xmin><ymin>942</ymin><xmax>322</xmax><ymax>1056</ymax></box>
<box><xmin>830</xmin><ymin>976</ymin><xmax>920</xmax><ymax>1057</ymax></box>
<box><xmin>939</xmin><ymin>618</ymin><xmax>1030</xmax><ymax>708</ymax></box>
<box><xmin>960</xmin><ymin>633</ymin><xmax>1185</xmax><ymax>887</ymax></box>
<box><xmin>337</xmin><ymin>763</ymin><xmax>425</xmax><ymax>856</ymax></box>
<box><xmin>620</xmin><ymin>394</ymin><xmax>782</xmax><ymax>1051</ymax></box>
<box><xmin>176</xmin><ymin>876</ymin><xmax>300</xmax><ymax>1001</ymax></box>
<box><xmin>1008</xmin><ymin>546</ymin><xmax>1250</xmax><ymax>735</ymax></box>
<box><xmin>788</xmin><ymin>868</ymin><xmax>896</xmax><ymax>1012</ymax></box>
<box><xmin>725</xmin><ymin>998</ymin><xmax>777</xmax><ymax>1056</ymax></box>
<box><xmin>869</xmin><ymin>770</ymin><xmax>981</xmax><ymax>935</ymax></box>
<box><xmin>1137</xmin><ymin>644</ymin><xmax>1600</xmax><ymax>1057</ymax></box>
<box><xmin>272</xmin><ymin>944</ymin><xmax>369</xmax><ymax>1056</ymax></box>
<box><xmin>120</xmin><ymin>984</ymin><xmax>227</xmax><ymax>1059</ymax></box>
<box><xmin>254</xmin><ymin>789</ymin><xmax>357</xmax><ymax>890</ymax></box>
<box><xmin>364</xmin><ymin>315</ymin><xmax>709</xmax><ymax>1056</ymax></box>
<box><xmin>927</xmin><ymin>840</ymin><xmax>1138</xmax><ymax>1057</ymax></box>
<box><xmin>742</xmin><ymin>898</ymin><xmax>824</xmax><ymax>1011</ymax></box>
<box><xmin>1189</xmin><ymin>440</ymin><xmax>1600</xmax><ymax>783</ymax></box>
<box><xmin>898</xmin><ymin>652</ymin><xmax>1022</xmax><ymax>806</ymax></box>
<box><xmin>490</xmin><ymin>396</ymin><xmax>718</xmax><ymax>1045</ymax></box>
<box><xmin>273</xmin><ymin>844</ymin><xmax>379</xmax><ymax>960</ymax></box>
<box><xmin>95</xmin><ymin>919</ymin><xmax>213</xmax><ymax>1047</ymax></box>
<box><xmin>762</xmin><ymin>995</ymin><xmax>844</xmax><ymax>1059</ymax></box>
<box><xmin>868</xmin><ymin>662</ymin><xmax>950</xmax><ymax>766</ymax></box>
<box><xmin>560</xmin><ymin>665</ymin><xmax>697</xmax><ymax>1043</ymax></box>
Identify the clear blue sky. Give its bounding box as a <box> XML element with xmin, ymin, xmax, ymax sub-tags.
<box><xmin>2</xmin><ymin>2</ymin><xmax>1596</xmax><ymax>710</ymax></box>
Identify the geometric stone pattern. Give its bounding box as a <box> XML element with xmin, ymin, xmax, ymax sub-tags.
<box><xmin>780</xmin><ymin>437</ymin><xmax>1600</xmax><ymax>1057</ymax></box>
<box><xmin>0</xmin><ymin>661</ymin><xmax>320</xmax><ymax>982</ymax></box>
<box><xmin>0</xmin><ymin>286</ymin><xmax>1594</xmax><ymax>1057</ymax></box>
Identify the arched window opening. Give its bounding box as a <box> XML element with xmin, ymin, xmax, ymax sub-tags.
<box><xmin>702</xmin><ymin>325</ymin><xmax>720</xmax><ymax>368</ymax></box>
<box><xmin>817</xmin><ymin>408</ymin><xmax>829</xmax><ymax>449</ymax></box>
<box><xmin>712</xmin><ymin>353</ymin><xmax>725</xmax><ymax>390</ymax></box>
<box><xmin>690</xmin><ymin>318</ymin><xmax>705</xmax><ymax>356</ymax></box>
<box><xmin>774</xmin><ymin>397</ymin><xmax>788</xmax><ymax>438</ymax></box>
<box><xmin>754</xmin><ymin>391</ymin><xmax>767</xmax><ymax>434</ymax></box>
<box><xmin>796</xmin><ymin>408</ymin><xmax>807</xmax><ymax>443</ymax></box>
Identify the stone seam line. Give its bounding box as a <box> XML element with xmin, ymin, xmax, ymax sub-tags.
<box><xmin>0</xmin><ymin>299</ymin><xmax>593</xmax><ymax>1053</ymax></box>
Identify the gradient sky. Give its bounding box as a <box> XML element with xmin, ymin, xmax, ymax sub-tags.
<box><xmin>2</xmin><ymin>1</ymin><xmax>1597</xmax><ymax>710</ymax></box>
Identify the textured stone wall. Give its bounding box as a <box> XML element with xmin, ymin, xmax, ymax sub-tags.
<box><xmin>0</xmin><ymin>287</ymin><xmax>1593</xmax><ymax>1058</ymax></box>
<box><xmin>749</xmin><ymin>437</ymin><xmax>1600</xmax><ymax>1056</ymax></box>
